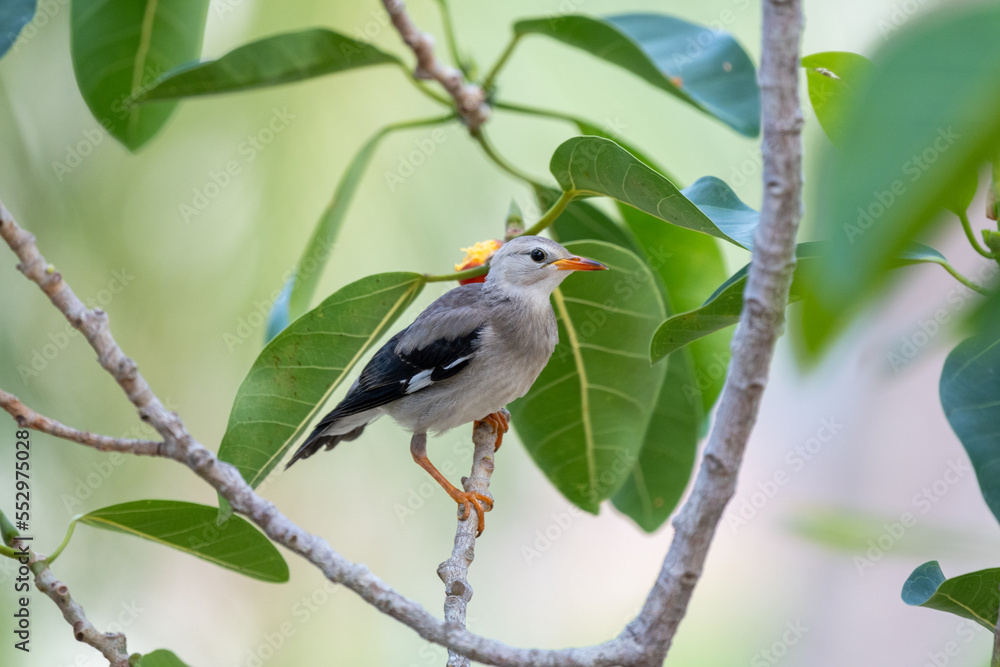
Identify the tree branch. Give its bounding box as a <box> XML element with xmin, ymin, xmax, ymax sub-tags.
<box><xmin>0</xmin><ymin>388</ymin><xmax>162</xmax><ymax>455</ymax></box>
<box><xmin>622</xmin><ymin>1</ymin><xmax>804</xmax><ymax>664</ymax></box>
<box><xmin>383</xmin><ymin>0</ymin><xmax>489</xmax><ymax>131</ymax></box>
<box><xmin>438</xmin><ymin>412</ymin><xmax>504</xmax><ymax>667</ymax></box>
<box><xmin>12</xmin><ymin>538</ymin><xmax>130</xmax><ymax>666</ymax></box>
<box><xmin>0</xmin><ymin>201</ymin><xmax>641</xmax><ymax>666</ymax></box>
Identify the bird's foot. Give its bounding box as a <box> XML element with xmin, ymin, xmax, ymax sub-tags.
<box><xmin>450</xmin><ymin>489</ymin><xmax>494</xmax><ymax>537</ymax></box>
<box><xmin>476</xmin><ymin>409</ymin><xmax>510</xmax><ymax>451</ymax></box>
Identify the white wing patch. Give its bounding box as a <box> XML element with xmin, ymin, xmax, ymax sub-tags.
<box><xmin>442</xmin><ymin>355</ymin><xmax>470</xmax><ymax>370</ymax></box>
<box><xmin>404</xmin><ymin>369</ymin><xmax>434</xmax><ymax>394</ymax></box>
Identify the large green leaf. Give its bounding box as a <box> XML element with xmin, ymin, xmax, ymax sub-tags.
<box><xmin>550</xmin><ymin>136</ymin><xmax>755</xmax><ymax>248</ymax></box>
<box><xmin>219</xmin><ymin>273</ymin><xmax>424</xmax><ymax>494</ymax></box>
<box><xmin>70</xmin><ymin>0</ymin><xmax>209</xmax><ymax>151</ymax></box>
<box><xmin>799</xmin><ymin>3</ymin><xmax>1000</xmax><ymax>357</ymax></box>
<box><xmin>0</xmin><ymin>0</ymin><xmax>34</xmax><ymax>59</ymax></box>
<box><xmin>514</xmin><ymin>14</ymin><xmax>759</xmax><ymax>136</ymax></box>
<box><xmin>940</xmin><ymin>329</ymin><xmax>1000</xmax><ymax>525</ymax></box>
<box><xmin>137</xmin><ymin>650</ymin><xmax>191</xmax><ymax>667</ymax></box>
<box><xmin>509</xmin><ymin>241</ymin><xmax>666</xmax><ymax>512</ymax></box>
<box><xmin>137</xmin><ymin>28</ymin><xmax>401</xmax><ymax>102</ymax></box>
<box><xmin>802</xmin><ymin>51</ymin><xmax>874</xmax><ymax>147</ymax></box>
<box><xmin>653</xmin><ymin>242</ymin><xmax>948</xmax><ymax>362</ymax></box>
<box><xmin>548</xmin><ymin>195</ymin><xmax>700</xmax><ymax>530</ymax></box>
<box><xmin>80</xmin><ymin>500</ymin><xmax>288</xmax><ymax>582</ymax></box>
<box><xmin>902</xmin><ymin>561</ymin><xmax>1000</xmax><ymax>630</ymax></box>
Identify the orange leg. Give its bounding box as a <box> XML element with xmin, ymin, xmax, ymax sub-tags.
<box><xmin>475</xmin><ymin>409</ymin><xmax>510</xmax><ymax>451</ymax></box>
<box><xmin>410</xmin><ymin>433</ymin><xmax>493</xmax><ymax>536</ymax></box>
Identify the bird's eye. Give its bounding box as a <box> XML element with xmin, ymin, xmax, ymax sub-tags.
<box><xmin>530</xmin><ymin>248</ymin><xmax>546</xmax><ymax>263</ymax></box>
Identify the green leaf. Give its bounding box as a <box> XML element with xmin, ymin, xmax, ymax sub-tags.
<box><xmin>514</xmin><ymin>14</ymin><xmax>759</xmax><ymax>136</ymax></box>
<box><xmin>902</xmin><ymin>561</ymin><xmax>1000</xmax><ymax>630</ymax></box>
<box><xmin>799</xmin><ymin>3</ymin><xmax>1000</xmax><ymax>357</ymax></box>
<box><xmin>136</xmin><ymin>649</ymin><xmax>192</xmax><ymax>667</ymax></box>
<box><xmin>801</xmin><ymin>51</ymin><xmax>874</xmax><ymax>147</ymax></box>
<box><xmin>137</xmin><ymin>28</ymin><xmax>400</xmax><ymax>102</ymax></box>
<box><xmin>219</xmin><ymin>273</ymin><xmax>424</xmax><ymax>495</ymax></box>
<box><xmin>940</xmin><ymin>329</ymin><xmax>1000</xmax><ymax>525</ymax></box>
<box><xmin>70</xmin><ymin>0</ymin><xmax>209</xmax><ymax>151</ymax></box>
<box><xmin>79</xmin><ymin>500</ymin><xmax>288</xmax><ymax>582</ymax></box>
<box><xmin>0</xmin><ymin>0</ymin><xmax>34</xmax><ymax>59</ymax></box>
<box><xmin>653</xmin><ymin>242</ymin><xmax>948</xmax><ymax>362</ymax></box>
<box><xmin>547</xmin><ymin>190</ymin><xmax>700</xmax><ymax>530</ymax></box>
<box><xmin>550</xmin><ymin>136</ymin><xmax>755</xmax><ymax>248</ymax></box>
<box><xmin>509</xmin><ymin>241</ymin><xmax>667</xmax><ymax>512</ymax></box>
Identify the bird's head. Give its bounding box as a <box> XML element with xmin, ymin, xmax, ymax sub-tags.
<box><xmin>484</xmin><ymin>236</ymin><xmax>607</xmax><ymax>299</ymax></box>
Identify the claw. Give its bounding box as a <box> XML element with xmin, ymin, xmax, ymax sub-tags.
<box><xmin>454</xmin><ymin>490</ymin><xmax>493</xmax><ymax>536</ymax></box>
<box><xmin>477</xmin><ymin>410</ymin><xmax>511</xmax><ymax>451</ymax></box>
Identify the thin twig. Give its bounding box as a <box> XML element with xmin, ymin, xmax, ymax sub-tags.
<box><xmin>383</xmin><ymin>0</ymin><xmax>489</xmax><ymax>131</ymax></box>
<box><xmin>12</xmin><ymin>538</ymin><xmax>130</xmax><ymax>666</ymax></box>
<box><xmin>0</xmin><ymin>388</ymin><xmax>162</xmax><ymax>455</ymax></box>
<box><xmin>622</xmin><ymin>1</ymin><xmax>804</xmax><ymax>664</ymax></box>
<box><xmin>438</xmin><ymin>413</ymin><xmax>504</xmax><ymax>667</ymax></box>
<box><xmin>0</xmin><ymin>200</ymin><xmax>641</xmax><ymax>666</ymax></box>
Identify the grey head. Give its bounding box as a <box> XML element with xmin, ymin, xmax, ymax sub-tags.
<box><xmin>483</xmin><ymin>236</ymin><xmax>607</xmax><ymax>303</ymax></box>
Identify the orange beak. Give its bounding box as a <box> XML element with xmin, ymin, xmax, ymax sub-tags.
<box><xmin>552</xmin><ymin>256</ymin><xmax>608</xmax><ymax>271</ymax></box>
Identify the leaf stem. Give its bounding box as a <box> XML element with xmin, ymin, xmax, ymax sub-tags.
<box><xmin>494</xmin><ymin>99</ymin><xmax>582</xmax><ymax>125</ymax></box>
<box><xmin>524</xmin><ymin>189</ymin><xmax>574</xmax><ymax>235</ymax></box>
<box><xmin>481</xmin><ymin>34</ymin><xmax>522</xmax><ymax>92</ymax></box>
<box><xmin>423</xmin><ymin>264</ymin><xmax>487</xmax><ymax>283</ymax></box>
<box><xmin>958</xmin><ymin>210</ymin><xmax>997</xmax><ymax>258</ymax></box>
<box><xmin>45</xmin><ymin>515</ymin><xmax>82</xmax><ymax>565</ymax></box>
<box><xmin>472</xmin><ymin>128</ymin><xmax>544</xmax><ymax>188</ymax></box>
<box><xmin>434</xmin><ymin>0</ymin><xmax>465</xmax><ymax>73</ymax></box>
<box><xmin>940</xmin><ymin>261</ymin><xmax>991</xmax><ymax>296</ymax></box>
<box><xmin>0</xmin><ymin>543</ymin><xmax>17</xmax><ymax>559</ymax></box>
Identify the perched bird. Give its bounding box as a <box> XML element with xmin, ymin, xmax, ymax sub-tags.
<box><xmin>286</xmin><ymin>236</ymin><xmax>607</xmax><ymax>534</ymax></box>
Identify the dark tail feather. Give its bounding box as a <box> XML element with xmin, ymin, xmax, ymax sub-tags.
<box><xmin>285</xmin><ymin>424</ymin><xmax>367</xmax><ymax>469</ymax></box>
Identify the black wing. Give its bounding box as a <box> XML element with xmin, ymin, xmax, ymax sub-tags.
<box><xmin>330</xmin><ymin>324</ymin><xmax>483</xmax><ymax>417</ymax></box>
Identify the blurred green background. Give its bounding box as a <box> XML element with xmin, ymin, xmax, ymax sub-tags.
<box><xmin>2</xmin><ymin>0</ymin><xmax>998</xmax><ymax>665</ymax></box>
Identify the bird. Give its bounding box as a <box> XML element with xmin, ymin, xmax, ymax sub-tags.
<box><xmin>285</xmin><ymin>235</ymin><xmax>607</xmax><ymax>535</ymax></box>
